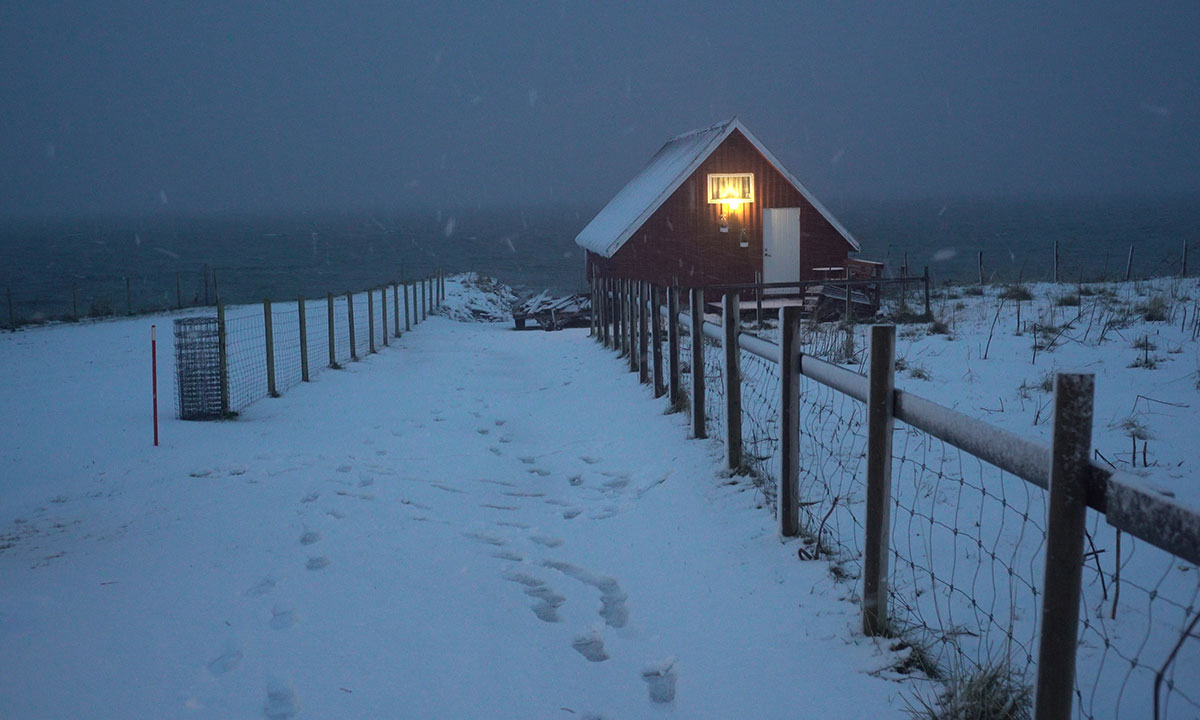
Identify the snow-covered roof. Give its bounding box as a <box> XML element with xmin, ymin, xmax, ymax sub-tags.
<box><xmin>575</xmin><ymin>117</ymin><xmax>860</xmax><ymax>258</ymax></box>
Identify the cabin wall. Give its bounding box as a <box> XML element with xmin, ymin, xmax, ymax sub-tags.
<box><xmin>586</xmin><ymin>129</ymin><xmax>854</xmax><ymax>288</ymax></box>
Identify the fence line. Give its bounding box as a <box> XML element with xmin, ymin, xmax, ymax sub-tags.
<box><xmin>186</xmin><ymin>270</ymin><xmax>444</xmax><ymax>418</ymax></box>
<box><xmin>591</xmin><ymin>275</ymin><xmax>1200</xmax><ymax>720</ymax></box>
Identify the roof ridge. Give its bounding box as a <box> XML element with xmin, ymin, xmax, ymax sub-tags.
<box><xmin>667</xmin><ymin>116</ymin><xmax>737</xmax><ymax>142</ymax></box>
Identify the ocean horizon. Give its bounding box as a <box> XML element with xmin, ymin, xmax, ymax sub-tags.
<box><xmin>2</xmin><ymin>194</ymin><xmax>1197</xmax><ymax>323</ymax></box>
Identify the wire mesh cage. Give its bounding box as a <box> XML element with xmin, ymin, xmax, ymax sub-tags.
<box><xmin>174</xmin><ymin>316</ymin><xmax>222</xmax><ymax>420</ymax></box>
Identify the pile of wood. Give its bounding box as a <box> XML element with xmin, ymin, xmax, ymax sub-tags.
<box><xmin>512</xmin><ymin>291</ymin><xmax>591</xmax><ymax>331</ymax></box>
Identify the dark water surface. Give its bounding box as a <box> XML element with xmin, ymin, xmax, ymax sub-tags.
<box><xmin>1</xmin><ymin>196</ymin><xmax>1196</xmax><ymax>323</ymax></box>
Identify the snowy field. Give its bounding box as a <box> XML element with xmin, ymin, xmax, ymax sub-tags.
<box><xmin>0</xmin><ymin>289</ymin><xmax>908</xmax><ymax>718</ymax></box>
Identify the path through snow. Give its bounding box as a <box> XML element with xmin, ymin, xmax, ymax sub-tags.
<box><xmin>0</xmin><ymin>312</ymin><xmax>904</xmax><ymax>718</ymax></box>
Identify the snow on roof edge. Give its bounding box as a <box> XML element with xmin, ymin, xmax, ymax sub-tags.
<box><xmin>575</xmin><ymin>117</ymin><xmax>860</xmax><ymax>258</ymax></box>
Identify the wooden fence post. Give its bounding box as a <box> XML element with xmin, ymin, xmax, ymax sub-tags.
<box><xmin>1053</xmin><ymin>239</ymin><xmax>1059</xmax><ymax>283</ymax></box>
<box><xmin>1125</xmin><ymin>246</ymin><xmax>1134</xmax><ymax>282</ymax></box>
<box><xmin>668</xmin><ymin>286</ymin><xmax>681</xmax><ymax>406</ymax></box>
<box><xmin>615</xmin><ymin>279</ymin><xmax>624</xmax><ymax>354</ymax></box>
<box><xmin>629</xmin><ymin>280</ymin><xmax>639</xmax><ymax>373</ymax></box>
<box><xmin>1034</xmin><ymin>373</ymin><xmax>1094</xmax><ymax>720</ymax></box>
<box><xmin>652</xmin><ymin>285</ymin><xmax>665</xmax><ymax>397</ymax></box>
<box><xmin>264</xmin><ymin>299</ymin><xmax>277</xmax><ymax>397</ymax></box>
<box><xmin>217</xmin><ymin>299</ymin><xmax>229</xmax><ymax>415</ymax></box>
<box><xmin>413</xmin><ymin>281</ymin><xmax>420</xmax><ymax>325</ymax></box>
<box><xmin>404</xmin><ymin>282</ymin><xmax>411</xmax><ymax>331</ymax></box>
<box><xmin>298</xmin><ymin>296</ymin><xmax>309</xmax><ymax>382</ymax></box>
<box><xmin>638</xmin><ymin>282</ymin><xmax>650</xmax><ymax>384</ymax></box>
<box><xmin>723</xmin><ymin>292</ymin><xmax>742</xmax><ymax>471</ymax></box>
<box><xmin>368</xmin><ymin>287</ymin><xmax>376</xmax><ymax>354</ymax></box>
<box><xmin>862</xmin><ymin>324</ymin><xmax>896</xmax><ymax>635</ymax></box>
<box><xmin>420</xmin><ymin>278</ymin><xmax>426</xmax><ymax>321</ymax></box>
<box><xmin>978</xmin><ymin>250</ymin><xmax>984</xmax><ymax>285</ymax></box>
<box><xmin>393</xmin><ymin>282</ymin><xmax>400</xmax><ymax>337</ymax></box>
<box><xmin>779</xmin><ymin>306</ymin><xmax>802</xmax><ymax>537</ymax></box>
<box><xmin>611</xmin><ymin>278</ymin><xmax>620</xmax><ymax>351</ymax></box>
<box><xmin>690</xmin><ymin>288</ymin><xmax>706</xmax><ymax>439</ymax></box>
<box><xmin>347</xmin><ymin>291</ymin><xmax>357</xmax><ymax>360</ymax></box>
<box><xmin>598</xmin><ymin>277</ymin><xmax>608</xmax><ymax>346</ymax></box>
<box><xmin>922</xmin><ymin>266</ymin><xmax>931</xmax><ymax>317</ymax></box>
<box><xmin>381</xmin><ymin>287</ymin><xmax>388</xmax><ymax>347</ymax></box>
<box><xmin>327</xmin><ymin>292</ymin><xmax>337</xmax><ymax>368</ymax></box>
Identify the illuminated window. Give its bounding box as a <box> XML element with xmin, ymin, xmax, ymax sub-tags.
<box><xmin>707</xmin><ymin>173</ymin><xmax>754</xmax><ymax>207</ymax></box>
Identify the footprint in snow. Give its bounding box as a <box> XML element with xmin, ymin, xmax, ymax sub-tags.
<box><xmin>580</xmin><ymin>456</ymin><xmax>602</xmax><ymax>465</ymax></box>
<box><xmin>326</xmin><ymin>509</ymin><xmax>346</xmax><ymax>520</ymax></box>
<box><xmin>269</xmin><ymin>605</ymin><xmax>298</xmax><ymax>630</ymax></box>
<box><xmin>357</xmin><ymin>476</ymin><xmax>374</xmax><ymax>488</ymax></box>
<box><xmin>571</xmin><ymin>631</ymin><xmax>610</xmax><ymax>662</ymax></box>
<box><xmin>264</xmin><ymin>676</ymin><xmax>300</xmax><ymax>719</ymax></box>
<box><xmin>245</xmin><ymin>578</ymin><xmax>276</xmax><ymax>596</ymax></box>
<box><xmin>494</xmin><ymin>419</ymin><xmax>507</xmax><ymax>426</ymax></box>
<box><xmin>543</xmin><ymin>560</ymin><xmax>629</xmax><ymax>628</ymax></box>
<box><xmin>505</xmin><ymin>572</ymin><xmax>565</xmax><ymax>623</ymax></box>
<box><xmin>488</xmin><ymin>447</ymin><xmax>503</xmax><ymax>456</ymax></box>
<box><xmin>562</xmin><ymin>508</ymin><xmax>583</xmax><ymax>520</ymax></box>
<box><xmin>306</xmin><ymin>556</ymin><xmax>330</xmax><ymax>571</ymax></box>
<box><xmin>463</xmin><ymin>532</ymin><xmax>506</xmax><ymax>547</ymax></box>
<box><xmin>299</xmin><ymin>530</ymin><xmax>321</xmax><ymax>546</ymax></box>
<box><xmin>642</xmin><ymin>657</ymin><xmax>678</xmax><ymax>704</ymax></box>
<box><xmin>498</xmin><ymin>435</ymin><xmax>513</xmax><ymax>444</ymax></box>
<box><xmin>336</xmin><ymin>465</ymin><xmax>352</xmax><ymax>473</ymax></box>
<box><xmin>530</xmin><ymin>535</ymin><xmax>564</xmax><ymax>548</ymax></box>
<box><xmin>528</xmin><ymin>468</ymin><xmax>552</xmax><ymax>477</ymax></box>
<box><xmin>207</xmin><ymin>645</ymin><xmax>243</xmax><ymax>675</ymax></box>
<box><xmin>476</xmin><ymin>428</ymin><xmax>489</xmax><ymax>435</ymax></box>
<box><xmin>518</xmin><ymin>456</ymin><xmax>536</xmax><ymax>465</ymax></box>
<box><xmin>300</xmin><ymin>492</ymin><xmax>320</xmax><ymax>504</ymax></box>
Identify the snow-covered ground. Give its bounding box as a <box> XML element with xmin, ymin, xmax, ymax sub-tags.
<box><xmin>0</xmin><ymin>289</ymin><xmax>907</xmax><ymax>718</ymax></box>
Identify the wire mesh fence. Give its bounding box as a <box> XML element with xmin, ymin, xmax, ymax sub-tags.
<box><xmin>597</xmin><ymin>278</ymin><xmax>1200</xmax><ymax>719</ymax></box>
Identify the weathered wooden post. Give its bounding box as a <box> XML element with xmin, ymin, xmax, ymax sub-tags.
<box><xmin>628</xmin><ymin>280</ymin><xmax>638</xmax><ymax>373</ymax></box>
<box><xmin>923</xmin><ymin>266</ymin><xmax>931</xmax><ymax>317</ymax></box>
<box><xmin>211</xmin><ymin>269</ymin><xmax>220</xmax><ymax>308</ymax></box>
<box><xmin>264</xmin><ymin>299</ymin><xmax>277</xmax><ymax>397</ymax></box>
<box><xmin>368</xmin><ymin>287</ymin><xmax>376</xmax><ymax>354</ymax></box>
<box><xmin>381</xmin><ymin>287</ymin><xmax>388</xmax><ymax>347</ymax></box>
<box><xmin>126</xmin><ymin>277</ymin><xmax>133</xmax><ymax>315</ymax></box>
<box><xmin>610</xmin><ymin>278</ymin><xmax>620</xmax><ymax>351</ymax></box>
<box><xmin>615</xmin><ymin>279</ymin><xmax>625</xmax><ymax>354</ymax></box>
<box><xmin>638</xmin><ymin>282</ymin><xmax>650</xmax><ymax>384</ymax></box>
<box><xmin>723</xmin><ymin>292</ymin><xmax>742</xmax><ymax>471</ymax></box>
<box><xmin>862</xmin><ymin>324</ymin><xmax>896</xmax><ymax>635</ymax></box>
<box><xmin>779</xmin><ymin>306</ymin><xmax>803</xmax><ymax>537</ymax></box>
<box><xmin>327</xmin><ymin>292</ymin><xmax>336</xmax><ymax>367</ymax></box>
<box><xmin>393</xmin><ymin>282</ymin><xmax>400</xmax><ymax>337</ymax></box>
<box><xmin>298</xmin><ymin>296</ymin><xmax>309</xmax><ymax>382</ymax></box>
<box><xmin>690</xmin><ymin>288</ymin><xmax>706</xmax><ymax>439</ymax></box>
<box><xmin>652</xmin><ymin>285</ymin><xmax>665</xmax><ymax>397</ymax></box>
<box><xmin>1034</xmin><ymin>373</ymin><xmax>1095</xmax><ymax>720</ymax></box>
<box><xmin>412</xmin><ymin>281</ymin><xmax>419</xmax><ymax>325</ymax></box>
<box><xmin>404</xmin><ymin>282</ymin><xmax>411</xmax><ymax>331</ymax></box>
<box><xmin>754</xmin><ymin>270</ymin><xmax>763</xmax><ymax>327</ymax></box>
<box><xmin>347</xmin><ymin>291</ymin><xmax>357</xmax><ymax>360</ymax></box>
<box><xmin>978</xmin><ymin>250</ymin><xmax>984</xmax><ymax>285</ymax></box>
<box><xmin>217</xmin><ymin>299</ymin><xmax>229</xmax><ymax>415</ymax></box>
<box><xmin>420</xmin><ymin>278</ymin><xmax>427</xmax><ymax>321</ymax></box>
<box><xmin>1053</xmin><ymin>239</ymin><xmax>1059</xmax><ymax>283</ymax></box>
<box><xmin>668</xmin><ymin>286</ymin><xmax>681</xmax><ymax>407</ymax></box>
<box><xmin>1125</xmin><ymin>246</ymin><xmax>1134</xmax><ymax>282</ymax></box>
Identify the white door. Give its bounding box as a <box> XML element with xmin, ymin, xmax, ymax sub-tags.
<box><xmin>763</xmin><ymin>208</ymin><xmax>801</xmax><ymax>294</ymax></box>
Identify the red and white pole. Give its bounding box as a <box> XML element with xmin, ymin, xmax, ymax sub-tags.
<box><xmin>151</xmin><ymin>324</ymin><xmax>159</xmax><ymax>447</ymax></box>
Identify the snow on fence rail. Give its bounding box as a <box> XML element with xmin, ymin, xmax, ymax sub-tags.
<box><xmin>175</xmin><ymin>272</ymin><xmax>444</xmax><ymax>418</ymax></box>
<box><xmin>590</xmin><ymin>275</ymin><xmax>1200</xmax><ymax>720</ymax></box>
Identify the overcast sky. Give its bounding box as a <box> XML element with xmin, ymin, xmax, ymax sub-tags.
<box><xmin>2</xmin><ymin>1</ymin><xmax>1197</xmax><ymax>217</ymax></box>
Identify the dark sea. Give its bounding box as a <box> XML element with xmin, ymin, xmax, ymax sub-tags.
<box><xmin>1</xmin><ymin>196</ymin><xmax>1197</xmax><ymax>323</ymax></box>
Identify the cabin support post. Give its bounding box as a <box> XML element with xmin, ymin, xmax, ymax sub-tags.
<box><xmin>612</xmin><ymin>278</ymin><xmax>620</xmax><ymax>351</ymax></box>
<box><xmin>862</xmin><ymin>325</ymin><xmax>896</xmax><ymax>635</ymax></box>
<box><xmin>298</xmin><ymin>296</ymin><xmax>309</xmax><ymax>382</ymax></box>
<box><xmin>411</xmin><ymin>282</ymin><xmax>418</xmax><ymax>326</ymax></box>
<box><xmin>652</xmin><ymin>285</ymin><xmax>665</xmax><ymax>398</ymax></box>
<box><xmin>690</xmin><ymin>288</ymin><xmax>706</xmax><ymax>439</ymax></box>
<box><xmin>347</xmin><ymin>291</ymin><xmax>357</xmax><ymax>360</ymax></box>
<box><xmin>327</xmin><ymin>293</ymin><xmax>336</xmax><ymax>368</ymax></box>
<box><xmin>264</xmin><ymin>299</ymin><xmax>277</xmax><ymax>397</ymax></box>
<box><xmin>668</xmin><ymin>286</ymin><xmax>681</xmax><ymax>407</ymax></box>
<box><xmin>1034</xmin><ymin>373</ymin><xmax>1094</xmax><ymax>720</ymax></box>
<box><xmin>217</xmin><ymin>299</ymin><xmax>230</xmax><ymax>415</ymax></box>
<box><xmin>368</xmin><ymin>288</ymin><xmax>376</xmax><ymax>354</ymax></box>
<box><xmin>722</xmin><ymin>292</ymin><xmax>742</xmax><ymax>471</ymax></box>
<box><xmin>779</xmin><ymin>306</ymin><xmax>802</xmax><ymax>537</ymax></box>
<box><xmin>638</xmin><ymin>282</ymin><xmax>649</xmax><ymax>384</ymax></box>
<box><xmin>600</xmin><ymin>277</ymin><xmax>609</xmax><ymax>347</ymax></box>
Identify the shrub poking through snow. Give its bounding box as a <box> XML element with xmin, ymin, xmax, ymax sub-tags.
<box><xmin>1137</xmin><ymin>295</ymin><xmax>1169</xmax><ymax>322</ymax></box>
<box><xmin>908</xmin><ymin>662</ymin><xmax>1032</xmax><ymax>720</ymax></box>
<box><xmin>1055</xmin><ymin>293</ymin><xmax>1080</xmax><ymax>307</ymax></box>
<box><xmin>999</xmin><ymin>285</ymin><xmax>1033</xmax><ymax>301</ymax></box>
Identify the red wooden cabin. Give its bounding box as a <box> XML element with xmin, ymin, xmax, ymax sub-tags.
<box><xmin>577</xmin><ymin>118</ymin><xmax>869</xmax><ymax>292</ymax></box>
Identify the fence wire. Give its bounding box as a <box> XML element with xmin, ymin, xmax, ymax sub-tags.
<box><xmin>271</xmin><ymin>307</ymin><xmax>303</xmax><ymax>394</ymax></box>
<box><xmin>224</xmin><ymin>311</ymin><xmax>267</xmax><ymax>412</ymax></box>
<box><xmin>638</xmin><ymin>294</ymin><xmax>1199</xmax><ymax>719</ymax></box>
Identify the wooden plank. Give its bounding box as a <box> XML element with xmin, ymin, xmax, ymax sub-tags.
<box><xmin>723</xmin><ymin>292</ymin><xmax>741</xmax><ymax>470</ymax></box>
<box><xmin>862</xmin><ymin>325</ymin><xmax>895</xmax><ymax>635</ymax></box>
<box><xmin>779</xmin><ymin>306</ymin><xmax>801</xmax><ymax>537</ymax></box>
